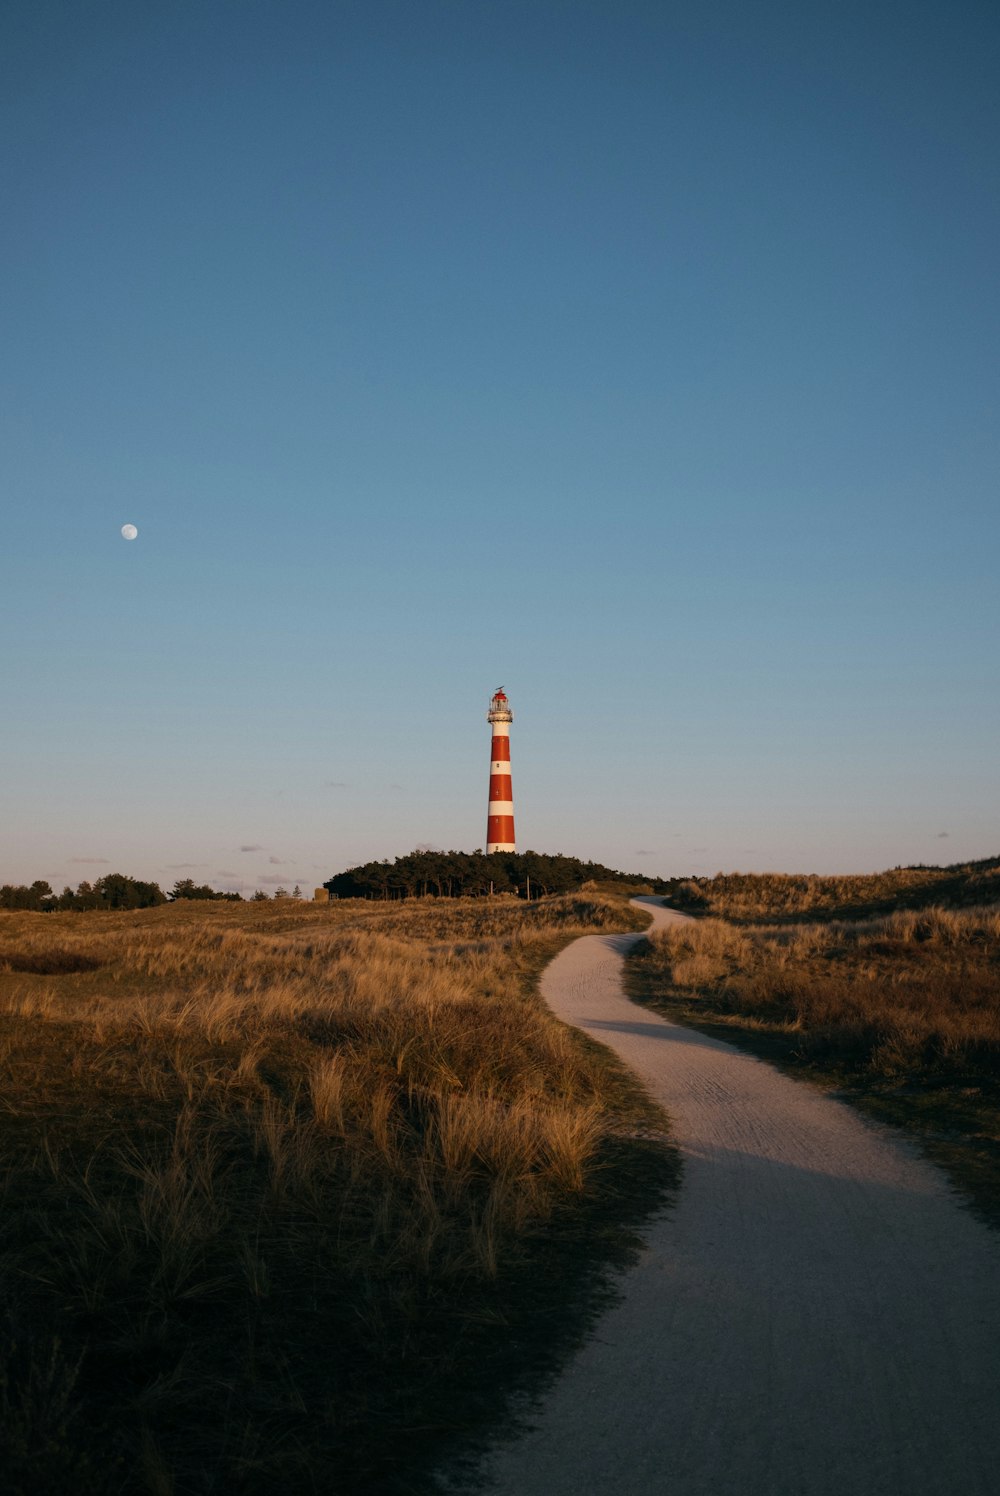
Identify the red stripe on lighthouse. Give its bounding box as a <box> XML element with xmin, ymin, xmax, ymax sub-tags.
<box><xmin>488</xmin><ymin>815</ymin><xmax>516</xmax><ymax>845</ymax></box>
<box><xmin>491</xmin><ymin>736</ymin><xmax>510</xmax><ymax>762</ymax></box>
<box><xmin>489</xmin><ymin>774</ymin><xmax>512</xmax><ymax>801</ymax></box>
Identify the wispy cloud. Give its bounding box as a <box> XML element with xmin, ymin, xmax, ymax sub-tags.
<box><xmin>69</xmin><ymin>857</ymin><xmax>109</xmax><ymax>864</ymax></box>
<box><xmin>166</xmin><ymin>862</ymin><xmax>208</xmax><ymax>869</ymax></box>
<box><xmin>239</xmin><ymin>844</ymin><xmax>263</xmax><ymax>853</ymax></box>
<box><xmin>936</xmin><ymin>831</ymin><xmax>950</xmax><ymax>839</ymax></box>
<box><xmin>634</xmin><ymin>849</ymin><xmax>655</xmax><ymax>857</ymax></box>
<box><xmin>268</xmin><ymin>855</ymin><xmax>287</xmax><ymax>865</ymax></box>
<box><xmin>216</xmin><ymin>869</ymin><xmax>238</xmax><ymax>878</ymax></box>
<box><xmin>256</xmin><ymin>874</ymin><xmax>294</xmax><ymax>886</ymax></box>
<box><xmin>325</xmin><ymin>781</ymin><xmax>349</xmax><ymax>789</ymax></box>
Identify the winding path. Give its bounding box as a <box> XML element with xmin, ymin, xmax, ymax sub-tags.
<box><xmin>449</xmin><ymin>898</ymin><xmax>1000</xmax><ymax>1496</ymax></box>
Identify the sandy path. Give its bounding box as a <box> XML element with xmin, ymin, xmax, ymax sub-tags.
<box><xmin>447</xmin><ymin>897</ymin><xmax>1000</xmax><ymax>1496</ymax></box>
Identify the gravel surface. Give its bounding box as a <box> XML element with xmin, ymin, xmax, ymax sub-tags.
<box><xmin>444</xmin><ymin>897</ymin><xmax>1000</xmax><ymax>1496</ymax></box>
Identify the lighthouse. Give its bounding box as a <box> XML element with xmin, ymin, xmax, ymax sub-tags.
<box><xmin>486</xmin><ymin>688</ymin><xmax>515</xmax><ymax>853</ymax></box>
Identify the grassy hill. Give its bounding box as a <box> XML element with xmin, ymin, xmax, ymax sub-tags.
<box><xmin>664</xmin><ymin>856</ymin><xmax>1000</xmax><ymax>923</ymax></box>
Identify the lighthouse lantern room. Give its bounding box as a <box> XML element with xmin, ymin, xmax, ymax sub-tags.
<box><xmin>486</xmin><ymin>689</ymin><xmax>515</xmax><ymax>853</ymax></box>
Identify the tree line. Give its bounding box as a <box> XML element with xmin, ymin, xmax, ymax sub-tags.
<box><xmin>0</xmin><ymin>876</ymin><xmax>304</xmax><ymax>911</ymax></box>
<box><xmin>324</xmin><ymin>849</ymin><xmax>671</xmax><ymax>901</ymax></box>
<box><xmin>2</xmin><ymin>849</ymin><xmax>674</xmax><ymax>912</ymax></box>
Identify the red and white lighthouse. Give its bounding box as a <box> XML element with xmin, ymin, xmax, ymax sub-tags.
<box><xmin>486</xmin><ymin>688</ymin><xmax>515</xmax><ymax>853</ymax></box>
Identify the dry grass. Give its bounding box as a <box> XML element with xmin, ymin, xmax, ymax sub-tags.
<box><xmin>668</xmin><ymin>859</ymin><xmax>1000</xmax><ymax>923</ymax></box>
<box><xmin>642</xmin><ymin>907</ymin><xmax>1000</xmax><ymax>1076</ymax></box>
<box><xmin>0</xmin><ymin>893</ymin><xmax>668</xmax><ymax>1494</ymax></box>
<box><xmin>632</xmin><ymin>901</ymin><xmax>1000</xmax><ymax>1223</ymax></box>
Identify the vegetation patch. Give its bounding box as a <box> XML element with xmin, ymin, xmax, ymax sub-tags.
<box><xmin>325</xmin><ymin>849</ymin><xmax>670</xmax><ymax>900</ymax></box>
<box><xmin>0</xmin><ymin>950</ymin><xmax>105</xmax><ymax>975</ymax></box>
<box><xmin>0</xmin><ymin>894</ymin><xmax>674</xmax><ymax>1494</ymax></box>
<box><xmin>630</xmin><ymin>899</ymin><xmax>1000</xmax><ymax>1227</ymax></box>
<box><xmin>664</xmin><ymin>857</ymin><xmax>1000</xmax><ymax>924</ymax></box>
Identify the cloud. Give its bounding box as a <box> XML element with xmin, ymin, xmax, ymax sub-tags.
<box><xmin>325</xmin><ymin>781</ymin><xmax>349</xmax><ymax>789</ymax></box>
<box><xmin>936</xmin><ymin>831</ymin><xmax>949</xmax><ymax>839</ymax></box>
<box><xmin>268</xmin><ymin>855</ymin><xmax>287</xmax><ymax>865</ymax></box>
<box><xmin>256</xmin><ymin>874</ymin><xmax>295</xmax><ymax>886</ymax></box>
<box><xmin>634</xmin><ymin>850</ymin><xmax>655</xmax><ymax>857</ymax></box>
<box><xmin>69</xmin><ymin>857</ymin><xmax>110</xmax><ymax>864</ymax></box>
<box><xmin>166</xmin><ymin>862</ymin><xmax>208</xmax><ymax>869</ymax></box>
<box><xmin>239</xmin><ymin>845</ymin><xmax>264</xmax><ymax>853</ymax></box>
<box><xmin>389</xmin><ymin>784</ymin><xmax>403</xmax><ymax>791</ymax></box>
<box><xmin>216</xmin><ymin>869</ymin><xmax>239</xmax><ymax>878</ymax></box>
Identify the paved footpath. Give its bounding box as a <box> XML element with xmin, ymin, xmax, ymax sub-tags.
<box><xmin>443</xmin><ymin>898</ymin><xmax>1000</xmax><ymax>1496</ymax></box>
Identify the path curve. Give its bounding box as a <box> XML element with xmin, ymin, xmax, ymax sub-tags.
<box><xmin>449</xmin><ymin>897</ymin><xmax>1000</xmax><ymax>1496</ymax></box>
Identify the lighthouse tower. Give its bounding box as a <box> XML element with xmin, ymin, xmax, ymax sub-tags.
<box><xmin>486</xmin><ymin>688</ymin><xmax>515</xmax><ymax>853</ymax></box>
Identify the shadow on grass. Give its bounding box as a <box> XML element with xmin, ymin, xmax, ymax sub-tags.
<box><xmin>0</xmin><ymin>1121</ymin><xmax>679</xmax><ymax>1496</ymax></box>
<box><xmin>0</xmin><ymin>950</ymin><xmax>104</xmax><ymax>974</ymax></box>
<box><xmin>0</xmin><ymin>898</ymin><xmax>680</xmax><ymax>1496</ymax></box>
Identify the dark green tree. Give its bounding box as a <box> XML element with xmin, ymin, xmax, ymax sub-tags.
<box><xmin>323</xmin><ymin>850</ymin><xmax>668</xmax><ymax>902</ymax></box>
<box><xmin>0</xmin><ymin>880</ymin><xmax>55</xmax><ymax>911</ymax></box>
<box><xmin>92</xmin><ymin>874</ymin><xmax>166</xmax><ymax>910</ymax></box>
<box><xmin>170</xmin><ymin>879</ymin><xmax>232</xmax><ymax>901</ymax></box>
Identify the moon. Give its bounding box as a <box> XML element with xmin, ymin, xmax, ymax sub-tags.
<box><xmin>121</xmin><ymin>524</ymin><xmax>138</xmax><ymax>540</ymax></box>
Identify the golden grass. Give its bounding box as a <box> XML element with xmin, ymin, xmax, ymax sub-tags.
<box><xmin>642</xmin><ymin>906</ymin><xmax>1000</xmax><ymax>1074</ymax></box>
<box><xmin>0</xmin><ymin>892</ymin><xmax>663</xmax><ymax>1494</ymax></box>
<box><xmin>668</xmin><ymin>860</ymin><xmax>1000</xmax><ymax>923</ymax></box>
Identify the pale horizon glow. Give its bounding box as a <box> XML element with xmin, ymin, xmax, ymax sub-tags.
<box><xmin>2</xmin><ymin>0</ymin><xmax>998</xmax><ymax>895</ymax></box>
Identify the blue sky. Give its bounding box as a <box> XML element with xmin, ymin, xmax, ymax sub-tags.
<box><xmin>2</xmin><ymin>0</ymin><xmax>998</xmax><ymax>892</ymax></box>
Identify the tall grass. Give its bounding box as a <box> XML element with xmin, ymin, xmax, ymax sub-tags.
<box><xmin>641</xmin><ymin>906</ymin><xmax>1000</xmax><ymax>1077</ymax></box>
<box><xmin>668</xmin><ymin>857</ymin><xmax>1000</xmax><ymax>923</ymax></box>
<box><xmin>0</xmin><ymin>893</ymin><xmax>666</xmax><ymax>1494</ymax></box>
